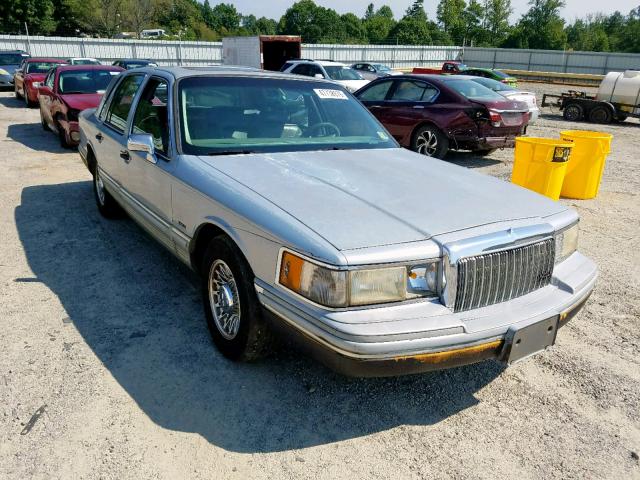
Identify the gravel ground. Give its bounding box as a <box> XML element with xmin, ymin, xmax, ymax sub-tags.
<box><xmin>0</xmin><ymin>83</ymin><xmax>639</xmax><ymax>480</ymax></box>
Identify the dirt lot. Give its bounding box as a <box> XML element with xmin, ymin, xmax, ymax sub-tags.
<box><xmin>0</xmin><ymin>82</ymin><xmax>639</xmax><ymax>480</ymax></box>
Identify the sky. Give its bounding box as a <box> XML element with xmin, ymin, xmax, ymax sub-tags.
<box><xmin>214</xmin><ymin>0</ymin><xmax>639</xmax><ymax>22</ymax></box>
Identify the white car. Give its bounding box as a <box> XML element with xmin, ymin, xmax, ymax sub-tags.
<box><xmin>460</xmin><ymin>75</ymin><xmax>540</xmax><ymax>123</ymax></box>
<box><xmin>66</xmin><ymin>57</ymin><xmax>101</xmax><ymax>66</ymax></box>
<box><xmin>280</xmin><ymin>59</ymin><xmax>369</xmax><ymax>93</ymax></box>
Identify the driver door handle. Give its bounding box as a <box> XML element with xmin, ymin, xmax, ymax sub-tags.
<box><xmin>120</xmin><ymin>150</ymin><xmax>130</xmax><ymax>162</ymax></box>
<box><xmin>95</xmin><ymin>133</ymin><xmax>103</xmax><ymax>143</ymax></box>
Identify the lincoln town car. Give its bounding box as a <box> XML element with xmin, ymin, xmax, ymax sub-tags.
<box><xmin>77</xmin><ymin>66</ymin><xmax>597</xmax><ymax>376</ymax></box>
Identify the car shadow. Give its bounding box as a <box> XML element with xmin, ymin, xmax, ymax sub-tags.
<box><xmin>0</xmin><ymin>94</ymin><xmax>25</xmax><ymax>108</ymax></box>
<box><xmin>15</xmin><ymin>181</ymin><xmax>505</xmax><ymax>453</ymax></box>
<box><xmin>446</xmin><ymin>151</ymin><xmax>503</xmax><ymax>168</ymax></box>
<box><xmin>6</xmin><ymin>123</ymin><xmax>69</xmax><ymax>154</ymax></box>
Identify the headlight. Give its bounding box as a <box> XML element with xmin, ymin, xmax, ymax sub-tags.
<box><xmin>555</xmin><ymin>223</ymin><xmax>579</xmax><ymax>264</ymax></box>
<box><xmin>278</xmin><ymin>250</ymin><xmax>438</xmax><ymax>308</ymax></box>
<box><xmin>0</xmin><ymin>69</ymin><xmax>9</xmax><ymax>75</ymax></box>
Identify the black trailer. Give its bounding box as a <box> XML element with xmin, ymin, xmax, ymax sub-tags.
<box><xmin>541</xmin><ymin>90</ymin><xmax>639</xmax><ymax>124</ymax></box>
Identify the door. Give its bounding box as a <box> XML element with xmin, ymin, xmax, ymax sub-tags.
<box><xmin>96</xmin><ymin>73</ymin><xmax>146</xmax><ymax>193</ymax></box>
<box><xmin>382</xmin><ymin>79</ymin><xmax>439</xmax><ymax>143</ymax></box>
<box><xmin>356</xmin><ymin>79</ymin><xmax>395</xmax><ymax>125</ymax></box>
<box><xmin>124</xmin><ymin>76</ymin><xmax>174</xmax><ymax>250</ymax></box>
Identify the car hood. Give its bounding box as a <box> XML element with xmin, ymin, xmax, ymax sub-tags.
<box><xmin>199</xmin><ymin>148</ymin><xmax>566</xmax><ymax>251</ymax></box>
<box><xmin>60</xmin><ymin>93</ymin><xmax>103</xmax><ymax>110</ymax></box>
<box><xmin>25</xmin><ymin>73</ymin><xmax>47</xmax><ymax>82</ymax></box>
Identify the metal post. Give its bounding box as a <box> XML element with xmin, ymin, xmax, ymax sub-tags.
<box><xmin>527</xmin><ymin>51</ymin><xmax>532</xmax><ymax>71</ymax></box>
<box><xmin>492</xmin><ymin>49</ymin><xmax>497</xmax><ymax>69</ymax></box>
<box><xmin>603</xmin><ymin>53</ymin><xmax>610</xmax><ymax>75</ymax></box>
<box><xmin>24</xmin><ymin>22</ymin><xmax>32</xmax><ymax>54</ymax></box>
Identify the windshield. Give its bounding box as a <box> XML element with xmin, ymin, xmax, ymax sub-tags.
<box><xmin>59</xmin><ymin>69</ymin><xmax>122</xmax><ymax>94</ymax></box>
<box><xmin>447</xmin><ymin>79</ymin><xmax>505</xmax><ymax>101</ymax></box>
<box><xmin>471</xmin><ymin>77</ymin><xmax>515</xmax><ymax>92</ymax></box>
<box><xmin>324</xmin><ymin>66</ymin><xmax>363</xmax><ymax>81</ymax></box>
<box><xmin>27</xmin><ymin>62</ymin><xmax>65</xmax><ymax>74</ymax></box>
<box><xmin>0</xmin><ymin>54</ymin><xmax>25</xmax><ymax>65</ymax></box>
<box><xmin>71</xmin><ymin>59</ymin><xmax>100</xmax><ymax>65</ymax></box>
<box><xmin>178</xmin><ymin>76</ymin><xmax>397</xmax><ymax>155</ymax></box>
<box><xmin>373</xmin><ymin>64</ymin><xmax>391</xmax><ymax>72</ymax></box>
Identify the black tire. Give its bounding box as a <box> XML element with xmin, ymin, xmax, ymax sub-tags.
<box><xmin>24</xmin><ymin>88</ymin><xmax>36</xmax><ymax>108</ymax></box>
<box><xmin>563</xmin><ymin>103</ymin><xmax>583</xmax><ymax>122</ymax></box>
<box><xmin>614</xmin><ymin>113</ymin><xmax>628</xmax><ymax>123</ymax></box>
<box><xmin>93</xmin><ymin>166</ymin><xmax>122</xmax><ymax>218</ymax></box>
<box><xmin>57</xmin><ymin>120</ymin><xmax>72</xmax><ymax>149</ymax></box>
<box><xmin>201</xmin><ymin>236</ymin><xmax>271</xmax><ymax>362</ymax></box>
<box><xmin>474</xmin><ymin>148</ymin><xmax>497</xmax><ymax>156</ymax></box>
<box><xmin>411</xmin><ymin>124</ymin><xmax>449</xmax><ymax>159</ymax></box>
<box><xmin>40</xmin><ymin>109</ymin><xmax>51</xmax><ymax>131</ymax></box>
<box><xmin>588</xmin><ymin>105</ymin><xmax>613</xmax><ymax>124</ymax></box>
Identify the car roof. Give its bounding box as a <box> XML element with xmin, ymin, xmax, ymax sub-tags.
<box><xmin>0</xmin><ymin>50</ymin><xmax>29</xmax><ymax>54</ymax></box>
<box><xmin>117</xmin><ymin>58</ymin><xmax>154</xmax><ymax>63</ymax></box>
<box><xmin>288</xmin><ymin>59</ymin><xmax>347</xmax><ymax>67</ymax></box>
<box><xmin>125</xmin><ymin>65</ymin><xmax>342</xmax><ymax>83</ymax></box>
<box><xmin>25</xmin><ymin>57</ymin><xmax>68</xmax><ymax>63</ymax></box>
<box><xmin>56</xmin><ymin>64</ymin><xmax>124</xmax><ymax>72</ymax></box>
<box><xmin>68</xmin><ymin>57</ymin><xmax>98</xmax><ymax>60</ymax></box>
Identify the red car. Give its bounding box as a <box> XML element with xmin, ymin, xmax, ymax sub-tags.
<box><xmin>355</xmin><ymin>74</ymin><xmax>530</xmax><ymax>158</ymax></box>
<box><xmin>14</xmin><ymin>57</ymin><xmax>69</xmax><ymax>107</ymax></box>
<box><xmin>38</xmin><ymin>64</ymin><xmax>124</xmax><ymax>147</ymax></box>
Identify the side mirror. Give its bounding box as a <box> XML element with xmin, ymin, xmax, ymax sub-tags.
<box><xmin>127</xmin><ymin>133</ymin><xmax>157</xmax><ymax>163</ymax></box>
<box><xmin>38</xmin><ymin>85</ymin><xmax>52</xmax><ymax>94</ymax></box>
<box><xmin>314</xmin><ymin>73</ymin><xmax>324</xmax><ymax>79</ymax></box>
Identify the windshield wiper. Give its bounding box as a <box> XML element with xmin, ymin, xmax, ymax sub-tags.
<box><xmin>205</xmin><ymin>149</ymin><xmax>256</xmax><ymax>156</ymax></box>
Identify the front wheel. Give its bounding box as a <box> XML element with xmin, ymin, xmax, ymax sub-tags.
<box><xmin>202</xmin><ymin>237</ymin><xmax>271</xmax><ymax>361</ymax></box>
<box><xmin>93</xmin><ymin>166</ymin><xmax>122</xmax><ymax>218</ymax></box>
<box><xmin>563</xmin><ymin>103</ymin><xmax>583</xmax><ymax>122</ymax></box>
<box><xmin>412</xmin><ymin>124</ymin><xmax>449</xmax><ymax>159</ymax></box>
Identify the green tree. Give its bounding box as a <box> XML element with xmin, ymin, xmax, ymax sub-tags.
<box><xmin>364</xmin><ymin>3</ymin><xmax>375</xmax><ymax>20</ymax></box>
<box><xmin>461</xmin><ymin>0</ymin><xmax>486</xmax><ymax>45</ymax></box>
<box><xmin>363</xmin><ymin>5</ymin><xmax>395</xmax><ymax>43</ymax></box>
<box><xmin>483</xmin><ymin>0</ymin><xmax>512</xmax><ymax>44</ymax></box>
<box><xmin>278</xmin><ymin>0</ymin><xmax>343</xmax><ymax>43</ymax></box>
<box><xmin>211</xmin><ymin>3</ymin><xmax>240</xmax><ymax>32</ymax></box>
<box><xmin>0</xmin><ymin>0</ymin><xmax>57</xmax><ymax>35</ymax></box>
<box><xmin>437</xmin><ymin>0</ymin><xmax>467</xmax><ymax>44</ymax></box>
<box><xmin>340</xmin><ymin>13</ymin><xmax>367</xmax><ymax>43</ymax></box>
<box><xmin>388</xmin><ymin>2</ymin><xmax>431</xmax><ymax>44</ymax></box>
<box><xmin>515</xmin><ymin>0</ymin><xmax>567</xmax><ymax>49</ymax></box>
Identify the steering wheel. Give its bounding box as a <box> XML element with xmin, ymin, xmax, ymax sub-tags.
<box><xmin>307</xmin><ymin>122</ymin><xmax>341</xmax><ymax>138</ymax></box>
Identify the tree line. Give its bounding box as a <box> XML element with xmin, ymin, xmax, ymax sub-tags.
<box><xmin>1</xmin><ymin>0</ymin><xmax>639</xmax><ymax>53</ymax></box>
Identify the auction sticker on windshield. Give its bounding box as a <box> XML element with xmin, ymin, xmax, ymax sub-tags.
<box><xmin>314</xmin><ymin>89</ymin><xmax>348</xmax><ymax>100</ymax></box>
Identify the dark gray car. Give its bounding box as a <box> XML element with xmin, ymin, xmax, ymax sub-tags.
<box><xmin>0</xmin><ymin>50</ymin><xmax>29</xmax><ymax>87</ymax></box>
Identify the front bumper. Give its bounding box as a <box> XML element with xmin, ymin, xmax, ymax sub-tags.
<box><xmin>257</xmin><ymin>252</ymin><xmax>596</xmax><ymax>376</ymax></box>
<box><xmin>60</xmin><ymin>119</ymin><xmax>81</xmax><ymax>145</ymax></box>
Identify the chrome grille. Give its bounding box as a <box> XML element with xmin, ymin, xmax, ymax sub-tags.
<box><xmin>454</xmin><ymin>238</ymin><xmax>555</xmax><ymax>312</ymax></box>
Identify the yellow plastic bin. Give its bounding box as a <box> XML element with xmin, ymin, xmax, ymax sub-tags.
<box><xmin>559</xmin><ymin>130</ymin><xmax>612</xmax><ymax>199</ymax></box>
<box><xmin>511</xmin><ymin>137</ymin><xmax>573</xmax><ymax>201</ymax></box>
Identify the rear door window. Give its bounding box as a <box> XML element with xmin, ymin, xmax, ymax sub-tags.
<box><xmin>390</xmin><ymin>80</ymin><xmax>438</xmax><ymax>102</ymax></box>
<box><xmin>357</xmin><ymin>80</ymin><xmax>394</xmax><ymax>102</ymax></box>
<box><xmin>291</xmin><ymin>64</ymin><xmax>311</xmax><ymax>76</ymax></box>
<box><xmin>105</xmin><ymin>74</ymin><xmax>145</xmax><ymax>132</ymax></box>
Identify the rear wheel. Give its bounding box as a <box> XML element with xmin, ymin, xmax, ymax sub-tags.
<box><xmin>24</xmin><ymin>89</ymin><xmax>36</xmax><ymax>108</ymax></box>
<box><xmin>588</xmin><ymin>105</ymin><xmax>613</xmax><ymax>124</ymax></box>
<box><xmin>412</xmin><ymin>124</ymin><xmax>449</xmax><ymax>159</ymax></box>
<box><xmin>563</xmin><ymin>103</ymin><xmax>583</xmax><ymax>121</ymax></box>
<box><xmin>93</xmin><ymin>166</ymin><xmax>122</xmax><ymax>218</ymax></box>
<box><xmin>201</xmin><ymin>236</ymin><xmax>271</xmax><ymax>361</ymax></box>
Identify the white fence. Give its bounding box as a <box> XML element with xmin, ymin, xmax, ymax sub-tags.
<box><xmin>2</xmin><ymin>34</ymin><xmax>639</xmax><ymax>74</ymax></box>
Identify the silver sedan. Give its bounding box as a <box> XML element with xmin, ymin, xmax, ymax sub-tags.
<box><xmin>78</xmin><ymin>66</ymin><xmax>596</xmax><ymax>376</ymax></box>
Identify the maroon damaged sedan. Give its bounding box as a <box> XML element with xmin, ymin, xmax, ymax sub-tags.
<box><xmin>355</xmin><ymin>74</ymin><xmax>530</xmax><ymax>158</ymax></box>
<box><xmin>37</xmin><ymin>64</ymin><xmax>124</xmax><ymax>148</ymax></box>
